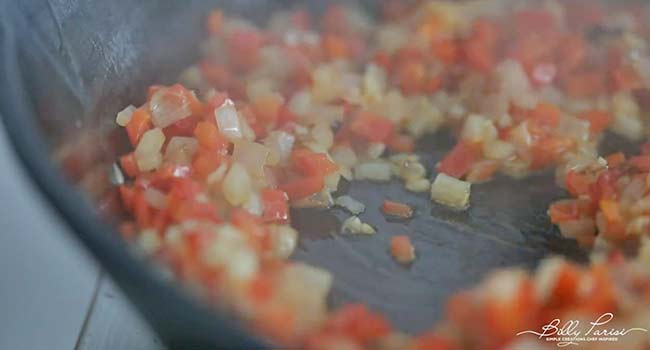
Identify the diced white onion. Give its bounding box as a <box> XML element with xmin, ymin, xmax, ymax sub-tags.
<box><xmin>354</xmin><ymin>161</ymin><xmax>393</xmax><ymax>182</ymax></box>
<box><xmin>215</xmin><ymin>99</ymin><xmax>243</xmax><ymax>139</ymax></box>
<box><xmin>137</xmin><ymin>229</ymin><xmax>161</xmax><ymax>255</ymax></box>
<box><xmin>341</xmin><ymin>216</ymin><xmax>375</xmax><ymax>235</ymax></box>
<box><xmin>136</xmin><ymin>153</ymin><xmax>163</xmax><ymax>172</ymax></box>
<box><xmin>144</xmin><ymin>188</ymin><xmax>168</xmax><ymax>210</ymax></box>
<box><xmin>483</xmin><ymin>139</ymin><xmax>515</xmax><ymax>160</ymax></box>
<box><xmin>331</xmin><ymin>146</ymin><xmax>358</xmax><ymax>168</ymax></box>
<box><xmin>150</xmin><ymin>88</ymin><xmax>193</xmax><ymax>128</ymax></box>
<box><xmin>264</xmin><ymin>131</ymin><xmax>295</xmax><ymax>165</ymax></box>
<box><xmin>430</xmin><ymin>173</ymin><xmax>471</xmax><ymax>210</ymax></box>
<box><xmin>164</xmin><ymin>136</ymin><xmax>198</xmax><ymax>165</ymax></box>
<box><xmin>243</xmin><ymin>192</ymin><xmax>264</xmax><ymax>216</ymax></box>
<box><xmin>115</xmin><ymin>105</ymin><xmax>136</xmax><ymax>127</ymax></box>
<box><xmin>135</xmin><ymin>128</ymin><xmax>165</xmax><ymax>172</ymax></box>
<box><xmin>461</xmin><ymin>114</ymin><xmax>497</xmax><ymax>143</ymax></box>
<box><xmin>405</xmin><ymin>178</ymin><xmax>431</xmax><ymax>193</ymax></box>
<box><xmin>135</xmin><ymin>128</ymin><xmax>165</xmax><ymax>157</ymax></box>
<box><xmin>558</xmin><ymin>115</ymin><xmax>590</xmax><ymax>142</ymax></box>
<box><xmin>269</xmin><ymin>225</ymin><xmax>298</xmax><ymax>259</ymax></box>
<box><xmin>232</xmin><ymin>140</ymin><xmax>270</xmax><ymax>179</ymax></box>
<box><xmin>334</xmin><ymin>195</ymin><xmax>366</xmax><ymax>215</ymax></box>
<box><xmin>222</xmin><ymin>162</ymin><xmax>252</xmax><ymax>206</ymax></box>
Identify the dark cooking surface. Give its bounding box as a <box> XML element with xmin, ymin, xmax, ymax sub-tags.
<box><xmin>4</xmin><ymin>0</ymin><xmax>643</xmax><ymax>347</ymax></box>
<box><xmin>293</xmin><ymin>131</ymin><xmax>587</xmax><ymax>333</ymax></box>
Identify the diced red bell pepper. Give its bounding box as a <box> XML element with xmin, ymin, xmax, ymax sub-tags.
<box><xmin>396</xmin><ymin>60</ymin><xmax>427</xmax><ymax>95</ymax></box>
<box><xmin>205</xmin><ymin>10</ymin><xmax>223</xmax><ymax>35</ymax></box>
<box><xmin>349</xmin><ymin>111</ymin><xmax>395</xmax><ymax>143</ymax></box>
<box><xmin>252</xmin><ymin>94</ymin><xmax>282</xmax><ymax>126</ymax></box>
<box><xmin>261</xmin><ymin>189</ymin><xmax>290</xmax><ymax>223</ymax></box>
<box><xmin>630</xmin><ymin>155</ymin><xmax>650</xmax><ymax>172</ymax></box>
<box><xmin>390</xmin><ymin>235</ymin><xmax>416</xmax><ymax>264</ymax></box>
<box><xmin>164</xmin><ymin>115</ymin><xmax>201</xmax><ymax>138</ymax></box>
<box><xmin>599</xmin><ymin>200</ymin><xmax>626</xmax><ymax>240</ymax></box>
<box><xmin>589</xmin><ymin>170</ymin><xmax>619</xmax><ymax>203</ymax></box>
<box><xmin>231</xmin><ymin>208</ymin><xmax>271</xmax><ymax>252</ymax></box>
<box><xmin>514</xmin><ymin>10</ymin><xmax>556</xmax><ymax>35</ymax></box>
<box><xmin>126</xmin><ymin>108</ymin><xmax>152</xmax><ymax>146</ymax></box>
<box><xmin>194</xmin><ymin>121</ymin><xmax>230</xmax><ymax>153</ymax></box>
<box><xmin>565</xmin><ymin>170</ymin><xmax>591</xmax><ymax>196</ymax></box>
<box><xmin>133</xmin><ymin>190</ymin><xmax>152</xmax><ymax>228</ymax></box>
<box><xmin>382</xmin><ymin>200</ymin><xmax>413</xmax><ymax>219</ymax></box>
<box><xmin>415</xmin><ymin>333</ymin><xmax>457</xmax><ymax>350</ymax></box>
<box><xmin>549</xmin><ymin>200</ymin><xmax>579</xmax><ymax>223</ymax></box>
<box><xmin>531</xmin><ymin>136</ymin><xmax>575</xmax><ymax>169</ymax></box>
<box><xmin>387</xmin><ymin>133</ymin><xmax>415</xmax><ymax>153</ymax></box>
<box><xmin>578</xmin><ymin>110</ymin><xmax>611</xmax><ymax>134</ymax></box>
<box><xmin>564</xmin><ymin>72</ymin><xmax>606</xmax><ymax>97</ymax></box>
<box><xmin>278</xmin><ymin>176</ymin><xmax>324</xmax><ymax>200</ymax></box>
<box><xmin>431</xmin><ymin>37</ymin><xmax>459</xmax><ymax>64</ymax></box>
<box><xmin>119</xmin><ymin>185</ymin><xmax>136</xmax><ymax>211</ymax></box>
<box><xmin>641</xmin><ymin>143</ymin><xmax>650</xmax><ymax>155</ymax></box>
<box><xmin>605</xmin><ymin>152</ymin><xmax>626</xmax><ymax>167</ymax></box>
<box><xmin>291</xmin><ymin>149</ymin><xmax>338</xmax><ymax>176</ymax></box>
<box><xmin>529</xmin><ymin>102</ymin><xmax>561</xmax><ymax>129</ymax></box>
<box><xmin>322</xmin><ymin>34</ymin><xmax>350</xmax><ymax>60</ymax></box>
<box><xmin>325</xmin><ymin>304</ymin><xmax>391</xmax><ymax>343</ymax></box>
<box><xmin>119</xmin><ymin>152</ymin><xmax>140</xmax><ymax>177</ymax></box>
<box><xmin>192</xmin><ymin>150</ymin><xmax>226</xmax><ymax>180</ymax></box>
<box><xmin>226</xmin><ymin>29</ymin><xmax>264</xmax><ymax>71</ymax></box>
<box><xmin>436</xmin><ymin>141</ymin><xmax>480</xmax><ymax>178</ymax></box>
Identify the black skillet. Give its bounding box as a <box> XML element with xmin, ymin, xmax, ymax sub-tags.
<box><xmin>2</xmin><ymin>0</ymin><xmax>634</xmax><ymax>348</ymax></box>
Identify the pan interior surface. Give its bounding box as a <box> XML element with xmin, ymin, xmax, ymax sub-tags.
<box><xmin>4</xmin><ymin>0</ymin><xmax>615</xmax><ymax>341</ymax></box>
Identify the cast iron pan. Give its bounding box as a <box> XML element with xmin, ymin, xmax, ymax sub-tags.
<box><xmin>1</xmin><ymin>0</ymin><xmax>633</xmax><ymax>348</ymax></box>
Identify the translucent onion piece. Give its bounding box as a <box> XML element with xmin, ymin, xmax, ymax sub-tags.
<box><xmin>222</xmin><ymin>162</ymin><xmax>252</xmax><ymax>206</ymax></box>
<box><xmin>274</xmin><ymin>263</ymin><xmax>332</xmax><ymax>333</ymax></box>
<box><xmin>232</xmin><ymin>140</ymin><xmax>270</xmax><ymax>178</ymax></box>
<box><xmin>269</xmin><ymin>225</ymin><xmax>298</xmax><ymax>259</ymax></box>
<box><xmin>135</xmin><ymin>128</ymin><xmax>165</xmax><ymax>172</ymax></box>
<box><xmin>150</xmin><ymin>88</ymin><xmax>193</xmax><ymax>128</ymax></box>
<box><xmin>164</xmin><ymin>136</ymin><xmax>198</xmax><ymax>165</ymax></box>
<box><xmin>558</xmin><ymin>115</ymin><xmax>590</xmax><ymax>142</ymax></box>
<box><xmin>115</xmin><ymin>105</ymin><xmax>136</xmax><ymax>127</ymax></box>
<box><xmin>430</xmin><ymin>173</ymin><xmax>471</xmax><ymax>210</ymax></box>
<box><xmin>354</xmin><ymin>161</ymin><xmax>392</xmax><ymax>182</ymax></box>
<box><xmin>136</xmin><ymin>153</ymin><xmax>163</xmax><ymax>172</ymax></box>
<box><xmin>144</xmin><ymin>188</ymin><xmax>168</xmax><ymax>210</ymax></box>
<box><xmin>330</xmin><ymin>146</ymin><xmax>358</xmax><ymax>168</ymax></box>
<box><xmin>461</xmin><ymin>114</ymin><xmax>497</xmax><ymax>143</ymax></box>
<box><xmin>135</xmin><ymin>128</ymin><xmax>165</xmax><ymax>157</ymax></box>
<box><xmin>334</xmin><ymin>195</ymin><xmax>366</xmax><ymax>215</ymax></box>
<box><xmin>214</xmin><ymin>99</ymin><xmax>243</xmax><ymax>139</ymax></box>
<box><xmin>264</xmin><ymin>131</ymin><xmax>295</xmax><ymax>165</ymax></box>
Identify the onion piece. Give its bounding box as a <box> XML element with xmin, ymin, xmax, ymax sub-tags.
<box><xmin>149</xmin><ymin>88</ymin><xmax>193</xmax><ymax>128</ymax></box>
<box><xmin>222</xmin><ymin>162</ymin><xmax>252</xmax><ymax>206</ymax></box>
<box><xmin>269</xmin><ymin>225</ymin><xmax>298</xmax><ymax>259</ymax></box>
<box><xmin>116</xmin><ymin>105</ymin><xmax>136</xmax><ymax>127</ymax></box>
<box><xmin>164</xmin><ymin>136</ymin><xmax>198</xmax><ymax>165</ymax></box>
<box><xmin>264</xmin><ymin>131</ymin><xmax>295</xmax><ymax>165</ymax></box>
<box><xmin>430</xmin><ymin>173</ymin><xmax>471</xmax><ymax>210</ymax></box>
<box><xmin>144</xmin><ymin>188</ymin><xmax>168</xmax><ymax>210</ymax></box>
<box><xmin>135</xmin><ymin>128</ymin><xmax>165</xmax><ymax>157</ymax></box>
<box><xmin>232</xmin><ymin>140</ymin><xmax>270</xmax><ymax>178</ymax></box>
<box><xmin>135</xmin><ymin>128</ymin><xmax>165</xmax><ymax>171</ymax></box>
<box><xmin>354</xmin><ymin>161</ymin><xmax>392</xmax><ymax>182</ymax></box>
<box><xmin>341</xmin><ymin>216</ymin><xmax>375</xmax><ymax>235</ymax></box>
<box><xmin>334</xmin><ymin>195</ymin><xmax>366</xmax><ymax>215</ymax></box>
<box><xmin>214</xmin><ymin>99</ymin><xmax>243</xmax><ymax>139</ymax></box>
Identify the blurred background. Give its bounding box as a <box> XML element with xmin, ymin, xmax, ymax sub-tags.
<box><xmin>0</xmin><ymin>120</ymin><xmax>161</xmax><ymax>350</ymax></box>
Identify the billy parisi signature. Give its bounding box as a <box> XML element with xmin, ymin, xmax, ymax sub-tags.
<box><xmin>516</xmin><ymin>313</ymin><xmax>648</xmax><ymax>347</ymax></box>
